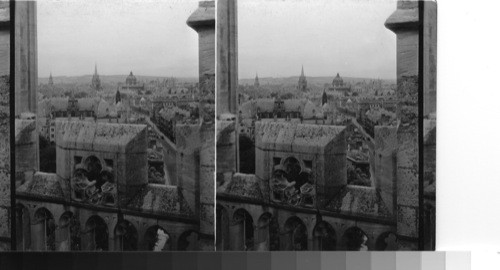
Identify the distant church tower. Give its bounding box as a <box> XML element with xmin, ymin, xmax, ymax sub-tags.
<box><xmin>298</xmin><ymin>65</ymin><xmax>307</xmax><ymax>92</ymax></box>
<box><xmin>322</xmin><ymin>89</ymin><xmax>328</xmax><ymax>105</ymax></box>
<box><xmin>254</xmin><ymin>73</ymin><xmax>260</xmax><ymax>88</ymax></box>
<box><xmin>48</xmin><ymin>73</ymin><xmax>54</xmax><ymax>86</ymax></box>
<box><xmin>91</xmin><ymin>64</ymin><xmax>102</xmax><ymax>91</ymax></box>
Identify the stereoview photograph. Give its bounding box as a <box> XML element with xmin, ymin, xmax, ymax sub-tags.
<box><xmin>216</xmin><ymin>0</ymin><xmax>436</xmax><ymax>251</ymax></box>
<box><xmin>13</xmin><ymin>0</ymin><xmax>215</xmax><ymax>251</ymax></box>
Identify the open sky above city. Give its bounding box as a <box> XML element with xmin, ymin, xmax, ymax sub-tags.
<box><xmin>37</xmin><ymin>0</ymin><xmax>200</xmax><ymax>78</ymax></box>
<box><xmin>239</xmin><ymin>0</ymin><xmax>397</xmax><ymax>80</ymax></box>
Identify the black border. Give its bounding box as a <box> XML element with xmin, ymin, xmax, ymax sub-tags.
<box><xmin>418</xmin><ymin>0</ymin><xmax>425</xmax><ymax>251</ymax></box>
<box><xmin>9</xmin><ymin>0</ymin><xmax>16</xmax><ymax>251</ymax></box>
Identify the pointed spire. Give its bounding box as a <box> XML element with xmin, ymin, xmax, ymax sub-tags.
<box><xmin>94</xmin><ymin>63</ymin><xmax>98</xmax><ymax>75</ymax></box>
<box><xmin>301</xmin><ymin>65</ymin><xmax>304</xmax><ymax>77</ymax></box>
<box><xmin>48</xmin><ymin>72</ymin><xmax>54</xmax><ymax>85</ymax></box>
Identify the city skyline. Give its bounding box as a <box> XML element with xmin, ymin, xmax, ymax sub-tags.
<box><xmin>239</xmin><ymin>0</ymin><xmax>397</xmax><ymax>79</ymax></box>
<box><xmin>37</xmin><ymin>0</ymin><xmax>200</xmax><ymax>78</ymax></box>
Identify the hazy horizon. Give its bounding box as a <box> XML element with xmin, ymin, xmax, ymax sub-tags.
<box><xmin>37</xmin><ymin>0</ymin><xmax>200</xmax><ymax>78</ymax></box>
<box><xmin>239</xmin><ymin>0</ymin><xmax>397</xmax><ymax>80</ymax></box>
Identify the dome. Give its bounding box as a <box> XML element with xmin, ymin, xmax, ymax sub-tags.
<box><xmin>332</xmin><ymin>73</ymin><xmax>344</xmax><ymax>86</ymax></box>
<box><xmin>126</xmin><ymin>71</ymin><xmax>137</xmax><ymax>85</ymax></box>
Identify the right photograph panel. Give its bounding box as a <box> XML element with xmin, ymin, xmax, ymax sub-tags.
<box><xmin>216</xmin><ymin>0</ymin><xmax>436</xmax><ymax>251</ymax></box>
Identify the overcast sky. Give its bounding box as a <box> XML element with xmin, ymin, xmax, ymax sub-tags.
<box><xmin>37</xmin><ymin>0</ymin><xmax>199</xmax><ymax>78</ymax></box>
<box><xmin>239</xmin><ymin>0</ymin><xmax>397</xmax><ymax>80</ymax></box>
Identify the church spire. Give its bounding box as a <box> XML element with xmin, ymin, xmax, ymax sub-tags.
<box><xmin>254</xmin><ymin>72</ymin><xmax>260</xmax><ymax>88</ymax></box>
<box><xmin>92</xmin><ymin>63</ymin><xmax>102</xmax><ymax>91</ymax></box>
<box><xmin>48</xmin><ymin>72</ymin><xmax>54</xmax><ymax>86</ymax></box>
<box><xmin>298</xmin><ymin>65</ymin><xmax>307</xmax><ymax>92</ymax></box>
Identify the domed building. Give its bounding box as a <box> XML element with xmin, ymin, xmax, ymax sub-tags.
<box><xmin>126</xmin><ymin>71</ymin><xmax>138</xmax><ymax>85</ymax></box>
<box><xmin>119</xmin><ymin>70</ymin><xmax>145</xmax><ymax>94</ymax></box>
<box><xmin>332</xmin><ymin>73</ymin><xmax>344</xmax><ymax>87</ymax></box>
<box><xmin>328</xmin><ymin>72</ymin><xmax>351</xmax><ymax>94</ymax></box>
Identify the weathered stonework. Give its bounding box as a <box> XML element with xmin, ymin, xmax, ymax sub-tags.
<box><xmin>0</xmin><ymin>2</ymin><xmax>10</xmax><ymax>250</ymax></box>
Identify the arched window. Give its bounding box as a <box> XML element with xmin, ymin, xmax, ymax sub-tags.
<box><xmin>283</xmin><ymin>216</ymin><xmax>307</xmax><ymax>251</ymax></box>
<box><xmin>216</xmin><ymin>205</ymin><xmax>230</xmax><ymax>251</ymax></box>
<box><xmin>313</xmin><ymin>221</ymin><xmax>337</xmax><ymax>251</ymax></box>
<box><xmin>271</xmin><ymin>157</ymin><xmax>314</xmax><ymax>207</ymax></box>
<box><xmin>83</xmin><ymin>215</ymin><xmax>108</xmax><ymax>251</ymax></box>
<box><xmin>255</xmin><ymin>212</ymin><xmax>279</xmax><ymax>251</ymax></box>
<box><xmin>143</xmin><ymin>225</ymin><xmax>170</xmax><ymax>251</ymax></box>
<box><xmin>114</xmin><ymin>220</ymin><xmax>138</xmax><ymax>251</ymax></box>
<box><xmin>15</xmin><ymin>204</ymin><xmax>31</xmax><ymax>251</ymax></box>
<box><xmin>231</xmin><ymin>209</ymin><xmax>254</xmax><ymax>251</ymax></box>
<box><xmin>178</xmin><ymin>230</ymin><xmax>199</xmax><ymax>251</ymax></box>
<box><xmin>375</xmin><ymin>231</ymin><xmax>397</xmax><ymax>251</ymax></box>
<box><xmin>58</xmin><ymin>212</ymin><xmax>81</xmax><ymax>251</ymax></box>
<box><xmin>32</xmin><ymin>208</ymin><xmax>56</xmax><ymax>251</ymax></box>
<box><xmin>73</xmin><ymin>156</ymin><xmax>116</xmax><ymax>206</ymax></box>
<box><xmin>341</xmin><ymin>227</ymin><xmax>369</xmax><ymax>251</ymax></box>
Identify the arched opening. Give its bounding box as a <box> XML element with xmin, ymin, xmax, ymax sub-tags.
<box><xmin>15</xmin><ymin>204</ymin><xmax>31</xmax><ymax>251</ymax></box>
<box><xmin>32</xmin><ymin>208</ymin><xmax>56</xmax><ymax>251</ymax></box>
<box><xmin>216</xmin><ymin>205</ymin><xmax>230</xmax><ymax>251</ymax></box>
<box><xmin>57</xmin><ymin>211</ymin><xmax>81</xmax><ymax>251</ymax></box>
<box><xmin>312</xmin><ymin>221</ymin><xmax>337</xmax><ymax>251</ymax></box>
<box><xmin>340</xmin><ymin>227</ymin><xmax>369</xmax><ymax>251</ymax></box>
<box><xmin>83</xmin><ymin>215</ymin><xmax>108</xmax><ymax>251</ymax></box>
<box><xmin>255</xmin><ymin>212</ymin><xmax>279</xmax><ymax>251</ymax></box>
<box><xmin>85</xmin><ymin>156</ymin><xmax>102</xmax><ymax>185</ymax></box>
<box><xmin>143</xmin><ymin>225</ymin><xmax>170</xmax><ymax>251</ymax></box>
<box><xmin>114</xmin><ymin>220</ymin><xmax>138</xmax><ymax>251</ymax></box>
<box><xmin>178</xmin><ymin>230</ymin><xmax>199</xmax><ymax>251</ymax></box>
<box><xmin>283</xmin><ymin>216</ymin><xmax>307</xmax><ymax>251</ymax></box>
<box><xmin>231</xmin><ymin>209</ymin><xmax>254</xmax><ymax>250</ymax></box>
<box><xmin>239</xmin><ymin>134</ymin><xmax>255</xmax><ymax>174</ymax></box>
<box><xmin>375</xmin><ymin>231</ymin><xmax>397</xmax><ymax>251</ymax></box>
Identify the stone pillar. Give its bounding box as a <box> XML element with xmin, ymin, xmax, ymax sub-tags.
<box><xmin>199</xmin><ymin>123</ymin><xmax>215</xmax><ymax>250</ymax></box>
<box><xmin>187</xmin><ymin>1</ymin><xmax>215</xmax><ymax>124</ymax></box>
<box><xmin>187</xmin><ymin>1</ymin><xmax>216</xmax><ymax>250</ymax></box>
<box><xmin>15</xmin><ymin>1</ymin><xmax>37</xmax><ymax>116</ymax></box>
<box><xmin>15</xmin><ymin>1</ymin><xmax>39</xmax><ymax>171</ymax></box>
<box><xmin>385</xmin><ymin>0</ymin><xmax>420</xmax><ymax>250</ymax></box>
<box><xmin>216</xmin><ymin>0</ymin><xmax>238</xmax><ymax>115</ymax></box>
<box><xmin>373</xmin><ymin>126</ymin><xmax>398</xmax><ymax>217</ymax></box>
<box><xmin>217</xmin><ymin>0</ymin><xmax>239</xmax><ymax>172</ymax></box>
<box><xmin>175</xmin><ymin>124</ymin><xmax>201</xmax><ymax>221</ymax></box>
<box><xmin>0</xmin><ymin>1</ymin><xmax>10</xmax><ymax>251</ymax></box>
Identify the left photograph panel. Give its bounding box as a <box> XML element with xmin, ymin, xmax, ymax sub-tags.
<box><xmin>13</xmin><ymin>0</ymin><xmax>215</xmax><ymax>251</ymax></box>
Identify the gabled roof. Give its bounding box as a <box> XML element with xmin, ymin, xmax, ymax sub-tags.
<box><xmin>127</xmin><ymin>184</ymin><xmax>194</xmax><ymax>217</ymax></box>
<box><xmin>255</xmin><ymin>121</ymin><xmax>346</xmax><ymax>154</ymax></box>
<box><xmin>325</xmin><ymin>185</ymin><xmax>392</xmax><ymax>219</ymax></box>
<box><xmin>17</xmin><ymin>172</ymin><xmax>69</xmax><ymax>201</ymax></box>
<box><xmin>55</xmin><ymin>120</ymin><xmax>147</xmax><ymax>153</ymax></box>
<box><xmin>217</xmin><ymin>173</ymin><xmax>263</xmax><ymax>201</ymax></box>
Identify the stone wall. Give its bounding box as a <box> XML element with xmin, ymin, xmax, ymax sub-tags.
<box><xmin>0</xmin><ymin>2</ymin><xmax>9</xmax><ymax>250</ymax></box>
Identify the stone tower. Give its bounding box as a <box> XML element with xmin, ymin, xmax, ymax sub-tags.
<box><xmin>298</xmin><ymin>65</ymin><xmax>307</xmax><ymax>91</ymax></box>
